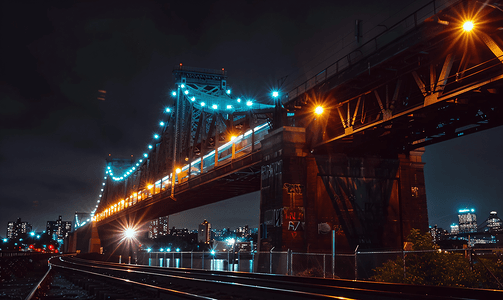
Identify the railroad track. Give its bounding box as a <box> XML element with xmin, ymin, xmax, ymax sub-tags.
<box><xmin>27</xmin><ymin>256</ymin><xmax>503</xmax><ymax>300</ymax></box>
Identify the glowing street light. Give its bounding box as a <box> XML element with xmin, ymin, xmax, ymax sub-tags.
<box><xmin>176</xmin><ymin>168</ymin><xmax>181</xmax><ymax>174</ymax></box>
<box><xmin>124</xmin><ymin>228</ymin><xmax>136</xmax><ymax>239</ymax></box>
<box><xmin>272</xmin><ymin>91</ymin><xmax>279</xmax><ymax>98</ymax></box>
<box><xmin>315</xmin><ymin>106</ymin><xmax>324</xmax><ymax>115</ymax></box>
<box><xmin>462</xmin><ymin>21</ymin><xmax>474</xmax><ymax>32</ymax></box>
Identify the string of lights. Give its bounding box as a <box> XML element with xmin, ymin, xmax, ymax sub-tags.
<box><xmin>89</xmin><ymin>82</ymin><xmax>277</xmax><ymax>224</ymax></box>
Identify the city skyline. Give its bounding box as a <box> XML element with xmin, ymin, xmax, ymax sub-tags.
<box><xmin>1</xmin><ymin>0</ymin><xmax>502</xmax><ymax>234</ymax></box>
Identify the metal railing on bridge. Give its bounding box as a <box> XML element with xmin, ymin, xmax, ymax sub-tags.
<box><xmin>286</xmin><ymin>0</ymin><xmax>453</xmax><ymax>101</ymax></box>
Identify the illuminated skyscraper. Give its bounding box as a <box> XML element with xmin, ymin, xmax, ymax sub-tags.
<box><xmin>458</xmin><ymin>208</ymin><xmax>477</xmax><ymax>233</ymax></box>
<box><xmin>148</xmin><ymin>216</ymin><xmax>169</xmax><ymax>239</ymax></box>
<box><xmin>46</xmin><ymin>215</ymin><xmax>72</xmax><ymax>240</ymax></box>
<box><xmin>198</xmin><ymin>220</ymin><xmax>211</xmax><ymax>244</ymax></box>
<box><xmin>479</xmin><ymin>211</ymin><xmax>502</xmax><ymax>233</ymax></box>
<box><xmin>6</xmin><ymin>218</ymin><xmax>32</xmax><ymax>239</ymax></box>
<box><xmin>450</xmin><ymin>223</ymin><xmax>459</xmax><ymax>234</ymax></box>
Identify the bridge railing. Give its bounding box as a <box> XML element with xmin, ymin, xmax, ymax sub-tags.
<box><xmin>286</xmin><ymin>0</ymin><xmax>452</xmax><ymax>101</ymax></box>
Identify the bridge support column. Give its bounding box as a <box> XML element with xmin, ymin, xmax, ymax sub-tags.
<box><xmin>259</xmin><ymin>126</ymin><xmax>309</xmax><ymax>254</ymax></box>
<box><xmin>259</xmin><ymin>126</ymin><xmax>429</xmax><ymax>265</ymax></box>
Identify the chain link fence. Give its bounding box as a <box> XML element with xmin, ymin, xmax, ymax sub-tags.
<box><xmin>136</xmin><ymin>247</ymin><xmax>503</xmax><ymax>283</ymax></box>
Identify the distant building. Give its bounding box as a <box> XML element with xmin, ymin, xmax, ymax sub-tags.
<box><xmin>429</xmin><ymin>225</ymin><xmax>447</xmax><ymax>243</ymax></box>
<box><xmin>450</xmin><ymin>223</ymin><xmax>459</xmax><ymax>235</ymax></box>
<box><xmin>458</xmin><ymin>208</ymin><xmax>477</xmax><ymax>233</ymax></box>
<box><xmin>149</xmin><ymin>216</ymin><xmax>169</xmax><ymax>239</ymax></box>
<box><xmin>6</xmin><ymin>218</ymin><xmax>32</xmax><ymax>239</ymax></box>
<box><xmin>171</xmin><ymin>227</ymin><xmax>190</xmax><ymax>238</ymax></box>
<box><xmin>46</xmin><ymin>216</ymin><xmax>72</xmax><ymax>240</ymax></box>
<box><xmin>198</xmin><ymin>220</ymin><xmax>211</xmax><ymax>244</ymax></box>
<box><xmin>478</xmin><ymin>211</ymin><xmax>502</xmax><ymax>233</ymax></box>
<box><xmin>235</xmin><ymin>225</ymin><xmax>249</xmax><ymax>238</ymax></box>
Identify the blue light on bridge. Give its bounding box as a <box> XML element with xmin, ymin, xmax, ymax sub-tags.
<box><xmin>3</xmin><ymin>238</ymin><xmax>8</xmax><ymax>243</ymax></box>
<box><xmin>184</xmin><ymin>90</ymin><xmax>189</xmax><ymax>95</ymax></box>
<box><xmin>36</xmin><ymin>235</ymin><xmax>40</xmax><ymax>239</ymax></box>
<box><xmin>132</xmin><ymin>167</ymin><xmax>135</xmax><ymax>170</ymax></box>
<box><xmin>160</xmin><ymin>248</ymin><xmax>164</xmax><ymax>252</ymax></box>
<box><xmin>167</xmin><ymin>248</ymin><xmax>171</xmax><ymax>252</ymax></box>
<box><xmin>200</xmin><ymin>102</ymin><xmax>206</xmax><ymax>107</ymax></box>
<box><xmin>180</xmin><ymin>84</ymin><xmax>185</xmax><ymax>88</ymax></box>
<box><xmin>246</xmin><ymin>101</ymin><xmax>253</xmax><ymax>106</ymax></box>
<box><xmin>148</xmin><ymin>145</ymin><xmax>153</xmax><ymax>149</ymax></box>
<box><xmin>139</xmin><ymin>159</ymin><xmax>143</xmax><ymax>162</ymax></box>
<box><xmin>237</xmin><ymin>98</ymin><xmax>241</xmax><ymax>103</ymax></box>
<box><xmin>165</xmin><ymin>107</ymin><xmax>171</xmax><ymax>113</ymax></box>
<box><xmin>176</xmin><ymin>248</ymin><xmax>180</xmax><ymax>252</ymax></box>
<box><xmin>210</xmin><ymin>250</ymin><xmax>216</xmax><ymax>255</ymax></box>
<box><xmin>212</xmin><ymin>104</ymin><xmax>218</xmax><ymax>109</ymax></box>
<box><xmin>147</xmin><ymin>248</ymin><xmax>151</xmax><ymax>252</ymax></box>
<box><xmin>154</xmin><ymin>134</ymin><xmax>159</xmax><ymax>139</ymax></box>
<box><xmin>191</xmin><ymin>97</ymin><xmax>195</xmax><ymax>101</ymax></box>
<box><xmin>171</xmin><ymin>91</ymin><xmax>176</xmax><ymax>97</ymax></box>
<box><xmin>227</xmin><ymin>105</ymin><xmax>232</xmax><ymax>109</ymax></box>
<box><xmin>272</xmin><ymin>91</ymin><xmax>279</xmax><ymax>98</ymax></box>
<box><xmin>30</xmin><ymin>232</ymin><xmax>35</xmax><ymax>237</ymax></box>
<box><xmin>226</xmin><ymin>89</ymin><xmax>231</xmax><ymax>94</ymax></box>
<box><xmin>143</xmin><ymin>153</ymin><xmax>148</xmax><ymax>158</ymax></box>
<box><xmin>159</xmin><ymin>121</ymin><xmax>165</xmax><ymax>126</ymax></box>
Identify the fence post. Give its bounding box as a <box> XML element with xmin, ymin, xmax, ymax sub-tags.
<box><xmin>269</xmin><ymin>249</ymin><xmax>274</xmax><ymax>274</ymax></box>
<box><xmin>332</xmin><ymin>230</ymin><xmax>336</xmax><ymax>278</ymax></box>
<box><xmin>237</xmin><ymin>251</ymin><xmax>240</xmax><ymax>272</ymax></box>
<box><xmin>354</xmin><ymin>245</ymin><xmax>359</xmax><ymax>280</ymax></box>
<box><xmin>286</xmin><ymin>249</ymin><xmax>290</xmax><ymax>275</ymax></box>
<box><xmin>202</xmin><ymin>250</ymin><xmax>204</xmax><ymax>270</ymax></box>
<box><xmin>119</xmin><ymin>255</ymin><xmax>121</xmax><ymax>264</ymax></box>
<box><xmin>252</xmin><ymin>251</ymin><xmax>255</xmax><ymax>273</ymax></box>
<box><xmin>403</xmin><ymin>251</ymin><xmax>406</xmax><ymax>278</ymax></box>
<box><xmin>323</xmin><ymin>254</ymin><xmax>326</xmax><ymax>278</ymax></box>
<box><xmin>191</xmin><ymin>251</ymin><xmax>193</xmax><ymax>269</ymax></box>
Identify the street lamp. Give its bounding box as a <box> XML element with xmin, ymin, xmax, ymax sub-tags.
<box><xmin>462</xmin><ymin>21</ymin><xmax>474</xmax><ymax>32</ymax></box>
<box><xmin>461</xmin><ymin>19</ymin><xmax>503</xmax><ymax>64</ymax></box>
<box><xmin>315</xmin><ymin>106</ymin><xmax>324</xmax><ymax>115</ymax></box>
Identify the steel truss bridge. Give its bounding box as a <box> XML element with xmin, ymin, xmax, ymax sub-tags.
<box><xmin>74</xmin><ymin>0</ymin><xmax>503</xmax><ymax>256</ymax></box>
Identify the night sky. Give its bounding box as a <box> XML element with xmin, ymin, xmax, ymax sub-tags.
<box><xmin>1</xmin><ymin>0</ymin><xmax>502</xmax><ymax>235</ymax></box>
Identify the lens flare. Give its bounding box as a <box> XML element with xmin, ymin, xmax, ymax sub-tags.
<box><xmin>463</xmin><ymin>21</ymin><xmax>474</xmax><ymax>32</ymax></box>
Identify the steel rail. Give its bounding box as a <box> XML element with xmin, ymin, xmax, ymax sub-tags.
<box><xmin>24</xmin><ymin>265</ymin><xmax>52</xmax><ymax>300</ymax></box>
<box><xmin>51</xmin><ymin>257</ymin><xmax>355</xmax><ymax>300</ymax></box>
<box><xmin>50</xmin><ymin>256</ymin><xmax>503</xmax><ymax>300</ymax></box>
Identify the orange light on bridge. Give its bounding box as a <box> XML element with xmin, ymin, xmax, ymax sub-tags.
<box><xmin>462</xmin><ymin>21</ymin><xmax>474</xmax><ymax>32</ymax></box>
<box><xmin>147</xmin><ymin>184</ymin><xmax>153</xmax><ymax>189</ymax></box>
<box><xmin>230</xmin><ymin>136</ymin><xmax>236</xmax><ymax>141</ymax></box>
<box><xmin>176</xmin><ymin>168</ymin><xmax>181</xmax><ymax>174</ymax></box>
<box><xmin>314</xmin><ymin>106</ymin><xmax>324</xmax><ymax>115</ymax></box>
